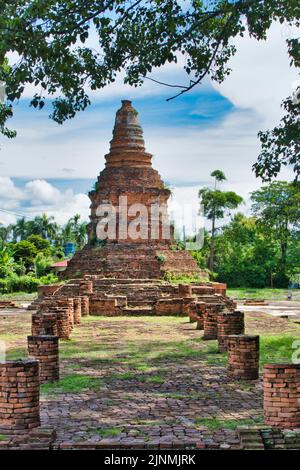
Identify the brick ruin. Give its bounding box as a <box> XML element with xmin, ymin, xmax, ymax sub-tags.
<box><xmin>2</xmin><ymin>100</ymin><xmax>300</xmax><ymax>446</ymax></box>
<box><xmin>60</xmin><ymin>100</ymin><xmax>207</xmax><ymax>281</ymax></box>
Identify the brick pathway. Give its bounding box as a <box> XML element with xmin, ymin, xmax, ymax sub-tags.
<box><xmin>41</xmin><ymin>317</ymin><xmax>263</xmax><ymax>449</ymax></box>
<box><xmin>2</xmin><ymin>311</ymin><xmax>299</xmax><ymax>449</ymax></box>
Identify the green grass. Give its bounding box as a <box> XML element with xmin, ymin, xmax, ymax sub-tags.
<box><xmin>0</xmin><ymin>292</ymin><xmax>38</xmax><ymax>301</ymax></box>
<box><xmin>4</xmin><ymin>347</ymin><xmax>27</xmax><ymax>360</ymax></box>
<box><xmin>41</xmin><ymin>374</ymin><xmax>103</xmax><ymax>394</ymax></box>
<box><xmin>89</xmin><ymin>427</ymin><xmax>123</xmax><ymax>438</ymax></box>
<box><xmin>227</xmin><ymin>288</ymin><xmax>300</xmax><ymax>301</ymax></box>
<box><xmin>0</xmin><ymin>434</ymin><xmax>8</xmax><ymax>441</ymax></box>
<box><xmin>194</xmin><ymin>417</ymin><xmax>263</xmax><ymax>430</ymax></box>
<box><xmin>259</xmin><ymin>334</ymin><xmax>297</xmax><ymax>367</ymax></box>
<box><xmin>107</xmin><ymin>370</ymin><xmax>166</xmax><ymax>384</ymax></box>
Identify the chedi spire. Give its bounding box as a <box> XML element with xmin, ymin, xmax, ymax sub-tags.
<box><xmin>105</xmin><ymin>100</ymin><xmax>152</xmax><ymax>168</ymax></box>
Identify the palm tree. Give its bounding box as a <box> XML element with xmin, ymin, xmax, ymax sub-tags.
<box><xmin>0</xmin><ymin>223</ymin><xmax>13</xmax><ymax>247</ymax></box>
<box><xmin>29</xmin><ymin>214</ymin><xmax>58</xmax><ymax>241</ymax></box>
<box><xmin>12</xmin><ymin>217</ymin><xmax>30</xmax><ymax>241</ymax></box>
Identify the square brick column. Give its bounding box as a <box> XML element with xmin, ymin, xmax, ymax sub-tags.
<box><xmin>178</xmin><ymin>284</ymin><xmax>192</xmax><ymax>298</ymax></box>
<box><xmin>217</xmin><ymin>311</ymin><xmax>245</xmax><ymax>352</ymax></box>
<box><xmin>0</xmin><ymin>359</ymin><xmax>40</xmax><ymax>431</ymax></box>
<box><xmin>263</xmin><ymin>363</ymin><xmax>300</xmax><ymax>429</ymax></box>
<box><xmin>227</xmin><ymin>335</ymin><xmax>260</xmax><ymax>380</ymax></box>
<box><xmin>79</xmin><ymin>279</ymin><xmax>93</xmax><ymax>295</ymax></box>
<box><xmin>28</xmin><ymin>336</ymin><xmax>59</xmax><ymax>384</ymax></box>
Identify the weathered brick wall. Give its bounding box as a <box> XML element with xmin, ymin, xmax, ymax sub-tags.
<box><xmin>37</xmin><ymin>284</ymin><xmax>60</xmax><ymax>299</ymax></box>
<box><xmin>0</xmin><ymin>359</ymin><xmax>40</xmax><ymax>431</ymax></box>
<box><xmin>79</xmin><ymin>279</ymin><xmax>93</xmax><ymax>295</ymax></box>
<box><xmin>154</xmin><ymin>298</ymin><xmax>183</xmax><ymax>315</ymax></box>
<box><xmin>28</xmin><ymin>336</ymin><xmax>59</xmax><ymax>384</ymax></box>
<box><xmin>89</xmin><ymin>297</ymin><xmax>118</xmax><ymax>316</ymax></box>
<box><xmin>263</xmin><ymin>363</ymin><xmax>300</xmax><ymax>429</ymax></box>
<box><xmin>217</xmin><ymin>311</ymin><xmax>245</xmax><ymax>352</ymax></box>
<box><xmin>227</xmin><ymin>335</ymin><xmax>259</xmax><ymax>380</ymax></box>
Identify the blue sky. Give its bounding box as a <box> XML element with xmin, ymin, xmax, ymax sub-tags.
<box><xmin>0</xmin><ymin>21</ymin><xmax>299</xmax><ymax>234</ymax></box>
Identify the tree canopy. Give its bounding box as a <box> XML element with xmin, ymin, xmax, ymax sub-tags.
<box><xmin>0</xmin><ymin>1</ymin><xmax>299</xmax><ymax>178</ymax></box>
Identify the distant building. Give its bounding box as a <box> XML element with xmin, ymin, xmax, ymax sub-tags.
<box><xmin>51</xmin><ymin>260</ymin><xmax>68</xmax><ymax>274</ymax></box>
<box><xmin>64</xmin><ymin>242</ymin><xmax>76</xmax><ymax>257</ymax></box>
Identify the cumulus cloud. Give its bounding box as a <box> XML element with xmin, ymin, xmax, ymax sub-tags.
<box><xmin>213</xmin><ymin>21</ymin><xmax>299</xmax><ymax>128</ymax></box>
<box><xmin>0</xmin><ymin>178</ymin><xmax>90</xmax><ymax>226</ymax></box>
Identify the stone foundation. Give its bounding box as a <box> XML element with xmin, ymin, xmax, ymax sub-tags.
<box><xmin>0</xmin><ymin>359</ymin><xmax>40</xmax><ymax>431</ymax></box>
<box><xmin>227</xmin><ymin>335</ymin><xmax>259</xmax><ymax>380</ymax></box>
<box><xmin>217</xmin><ymin>311</ymin><xmax>245</xmax><ymax>352</ymax></box>
<box><xmin>263</xmin><ymin>363</ymin><xmax>300</xmax><ymax>429</ymax></box>
<box><xmin>28</xmin><ymin>336</ymin><xmax>59</xmax><ymax>384</ymax></box>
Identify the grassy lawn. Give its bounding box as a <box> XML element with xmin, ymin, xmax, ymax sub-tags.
<box><xmin>1</xmin><ymin>310</ymin><xmax>300</xmax><ymax>440</ymax></box>
<box><xmin>227</xmin><ymin>287</ymin><xmax>300</xmax><ymax>301</ymax></box>
<box><xmin>0</xmin><ymin>292</ymin><xmax>38</xmax><ymax>301</ymax></box>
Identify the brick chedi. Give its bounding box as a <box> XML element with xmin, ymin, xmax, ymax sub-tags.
<box><xmin>62</xmin><ymin>100</ymin><xmax>207</xmax><ymax>280</ymax></box>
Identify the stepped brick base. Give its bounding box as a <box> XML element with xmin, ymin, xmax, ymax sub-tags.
<box><xmin>0</xmin><ymin>359</ymin><xmax>40</xmax><ymax>431</ymax></box>
<box><xmin>263</xmin><ymin>364</ymin><xmax>300</xmax><ymax>429</ymax></box>
<box><xmin>61</xmin><ymin>244</ymin><xmax>207</xmax><ymax>281</ymax></box>
<box><xmin>227</xmin><ymin>335</ymin><xmax>259</xmax><ymax>380</ymax></box>
<box><xmin>217</xmin><ymin>311</ymin><xmax>245</xmax><ymax>352</ymax></box>
<box><xmin>28</xmin><ymin>336</ymin><xmax>59</xmax><ymax>384</ymax></box>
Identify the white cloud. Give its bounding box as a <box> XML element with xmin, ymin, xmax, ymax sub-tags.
<box><xmin>0</xmin><ymin>177</ymin><xmax>90</xmax><ymax>226</ymax></box>
<box><xmin>213</xmin><ymin>22</ymin><xmax>299</xmax><ymax>128</ymax></box>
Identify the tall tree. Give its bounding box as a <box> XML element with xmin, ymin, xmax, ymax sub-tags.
<box><xmin>251</xmin><ymin>181</ymin><xmax>300</xmax><ymax>284</ymax></box>
<box><xmin>199</xmin><ymin>170</ymin><xmax>243</xmax><ymax>272</ymax></box>
<box><xmin>28</xmin><ymin>214</ymin><xmax>58</xmax><ymax>240</ymax></box>
<box><xmin>12</xmin><ymin>217</ymin><xmax>30</xmax><ymax>241</ymax></box>
<box><xmin>0</xmin><ymin>1</ymin><xmax>299</xmax><ymax>179</ymax></box>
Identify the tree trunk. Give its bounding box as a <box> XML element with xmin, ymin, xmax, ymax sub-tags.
<box><xmin>208</xmin><ymin>216</ymin><xmax>215</xmax><ymax>272</ymax></box>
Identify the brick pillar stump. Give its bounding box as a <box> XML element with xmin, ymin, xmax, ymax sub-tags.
<box><xmin>195</xmin><ymin>302</ymin><xmax>206</xmax><ymax>330</ymax></box>
<box><xmin>178</xmin><ymin>284</ymin><xmax>192</xmax><ymax>298</ymax></box>
<box><xmin>73</xmin><ymin>297</ymin><xmax>82</xmax><ymax>324</ymax></box>
<box><xmin>80</xmin><ymin>296</ymin><xmax>89</xmax><ymax>316</ymax></box>
<box><xmin>217</xmin><ymin>310</ymin><xmax>245</xmax><ymax>352</ymax></box>
<box><xmin>227</xmin><ymin>335</ymin><xmax>259</xmax><ymax>380</ymax></box>
<box><xmin>56</xmin><ymin>309</ymin><xmax>71</xmax><ymax>339</ymax></box>
<box><xmin>203</xmin><ymin>305</ymin><xmax>222</xmax><ymax>340</ymax></box>
<box><xmin>264</xmin><ymin>363</ymin><xmax>300</xmax><ymax>429</ymax></box>
<box><xmin>31</xmin><ymin>312</ymin><xmax>58</xmax><ymax>336</ymax></box>
<box><xmin>0</xmin><ymin>359</ymin><xmax>40</xmax><ymax>431</ymax></box>
<box><xmin>28</xmin><ymin>336</ymin><xmax>59</xmax><ymax>384</ymax></box>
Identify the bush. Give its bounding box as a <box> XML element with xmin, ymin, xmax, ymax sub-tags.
<box><xmin>0</xmin><ymin>273</ymin><xmax>59</xmax><ymax>293</ymax></box>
